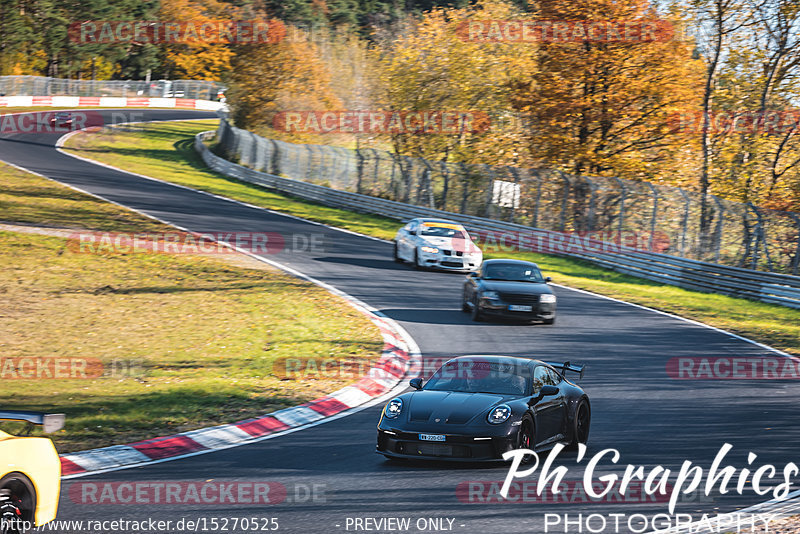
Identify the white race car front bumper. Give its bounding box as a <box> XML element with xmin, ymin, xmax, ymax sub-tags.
<box><xmin>418</xmin><ymin>250</ymin><xmax>482</xmax><ymax>271</ymax></box>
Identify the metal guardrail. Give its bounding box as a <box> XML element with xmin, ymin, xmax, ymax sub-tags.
<box><xmin>0</xmin><ymin>76</ymin><xmax>224</xmax><ymax>100</ymax></box>
<box><xmin>195</xmin><ymin>129</ymin><xmax>800</xmax><ymax>309</ymax></box>
<box><xmin>215</xmin><ymin>120</ymin><xmax>800</xmax><ymax>275</ymax></box>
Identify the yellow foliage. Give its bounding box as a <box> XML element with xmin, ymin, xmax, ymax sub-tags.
<box><xmin>157</xmin><ymin>0</ymin><xmax>240</xmax><ymax>80</ymax></box>
<box><xmin>512</xmin><ymin>0</ymin><xmax>704</xmax><ymax>178</ymax></box>
<box><xmin>227</xmin><ymin>28</ymin><xmax>341</xmax><ymax>134</ymax></box>
<box><xmin>375</xmin><ymin>0</ymin><xmax>533</xmax><ymax>164</ymax></box>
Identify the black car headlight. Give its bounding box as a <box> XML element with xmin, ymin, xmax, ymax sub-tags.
<box><xmin>540</xmin><ymin>294</ymin><xmax>556</xmax><ymax>303</ymax></box>
<box><xmin>384</xmin><ymin>398</ymin><xmax>403</xmax><ymax>419</ymax></box>
<box><xmin>487</xmin><ymin>404</ymin><xmax>511</xmax><ymax>424</ymax></box>
<box><xmin>481</xmin><ymin>290</ymin><xmax>499</xmax><ymax>300</ymax></box>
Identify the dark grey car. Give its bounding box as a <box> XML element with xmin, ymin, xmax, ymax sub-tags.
<box><xmin>462</xmin><ymin>259</ymin><xmax>556</xmax><ymax>324</ymax></box>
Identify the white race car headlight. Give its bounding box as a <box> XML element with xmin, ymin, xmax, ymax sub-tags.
<box><xmin>384</xmin><ymin>398</ymin><xmax>403</xmax><ymax>419</ymax></box>
<box><xmin>540</xmin><ymin>294</ymin><xmax>557</xmax><ymax>303</ymax></box>
<box><xmin>488</xmin><ymin>404</ymin><xmax>511</xmax><ymax>424</ymax></box>
<box><xmin>481</xmin><ymin>290</ymin><xmax>499</xmax><ymax>300</ymax></box>
<box><xmin>420</xmin><ymin>246</ymin><xmax>439</xmax><ymax>254</ymax></box>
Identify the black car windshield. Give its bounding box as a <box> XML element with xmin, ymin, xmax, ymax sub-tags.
<box><xmin>424</xmin><ymin>360</ymin><xmax>530</xmax><ymax>395</ymax></box>
<box><xmin>482</xmin><ymin>263</ymin><xmax>544</xmax><ymax>282</ymax></box>
<box><xmin>419</xmin><ymin>224</ymin><xmax>465</xmax><ymax>239</ymax></box>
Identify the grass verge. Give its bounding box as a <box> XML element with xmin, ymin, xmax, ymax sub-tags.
<box><xmin>61</xmin><ymin>121</ymin><xmax>800</xmax><ymax>356</ymax></box>
<box><xmin>0</xmin><ymin>160</ymin><xmax>382</xmax><ymax>453</ymax></box>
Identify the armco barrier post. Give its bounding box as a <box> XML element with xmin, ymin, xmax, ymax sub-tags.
<box><xmin>712</xmin><ymin>196</ymin><xmax>725</xmax><ymax>264</ymax></box>
<box><xmin>559</xmin><ymin>171</ymin><xmax>571</xmax><ymax>232</ymax></box>
<box><xmin>585</xmin><ymin>176</ymin><xmax>597</xmax><ymax>232</ymax></box>
<box><xmin>507</xmin><ymin>166</ymin><xmax>520</xmax><ymax>224</ymax></box>
<box><xmin>678</xmin><ymin>188</ymin><xmax>691</xmax><ymax>257</ymax></box>
<box><xmin>356</xmin><ymin>148</ymin><xmax>365</xmax><ymax>194</ymax></box>
<box><xmin>646</xmin><ymin>181</ymin><xmax>659</xmax><ymax>253</ymax></box>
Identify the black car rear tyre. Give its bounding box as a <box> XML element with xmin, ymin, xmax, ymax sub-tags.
<box><xmin>568</xmin><ymin>400</ymin><xmax>590</xmax><ymax>449</ymax></box>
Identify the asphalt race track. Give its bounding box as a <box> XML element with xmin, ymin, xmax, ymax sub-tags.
<box><xmin>2</xmin><ymin>109</ymin><xmax>799</xmax><ymax>533</ymax></box>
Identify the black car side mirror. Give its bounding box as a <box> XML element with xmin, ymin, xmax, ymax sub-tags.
<box><xmin>409</xmin><ymin>377</ymin><xmax>423</xmax><ymax>390</ymax></box>
<box><xmin>545</xmin><ymin>276</ymin><xmax>552</xmax><ymax>283</ymax></box>
<box><xmin>528</xmin><ymin>385</ymin><xmax>559</xmax><ymax>405</ymax></box>
<box><xmin>541</xmin><ymin>385</ymin><xmax>559</xmax><ymax>396</ymax></box>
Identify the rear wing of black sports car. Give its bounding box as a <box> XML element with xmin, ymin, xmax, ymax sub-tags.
<box><xmin>545</xmin><ymin>361</ymin><xmax>585</xmax><ymax>380</ymax></box>
<box><xmin>0</xmin><ymin>410</ymin><xmax>65</xmax><ymax>433</ymax></box>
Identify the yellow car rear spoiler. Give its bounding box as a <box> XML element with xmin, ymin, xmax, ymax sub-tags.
<box><xmin>0</xmin><ymin>411</ymin><xmax>65</xmax><ymax>433</ymax></box>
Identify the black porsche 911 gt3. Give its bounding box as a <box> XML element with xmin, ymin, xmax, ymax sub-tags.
<box><xmin>462</xmin><ymin>259</ymin><xmax>557</xmax><ymax>324</ymax></box>
<box><xmin>376</xmin><ymin>355</ymin><xmax>589</xmax><ymax>462</ymax></box>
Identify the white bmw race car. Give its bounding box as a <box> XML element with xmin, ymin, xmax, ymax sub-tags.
<box><xmin>393</xmin><ymin>218</ymin><xmax>483</xmax><ymax>271</ymax></box>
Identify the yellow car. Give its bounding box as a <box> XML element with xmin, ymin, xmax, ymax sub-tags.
<box><xmin>0</xmin><ymin>411</ymin><xmax>64</xmax><ymax>533</ymax></box>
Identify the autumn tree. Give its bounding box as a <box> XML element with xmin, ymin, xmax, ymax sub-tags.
<box><xmin>684</xmin><ymin>0</ymin><xmax>762</xmax><ymax>253</ymax></box>
<box><xmin>707</xmin><ymin>0</ymin><xmax>800</xmax><ymax>212</ymax></box>
<box><xmin>509</xmin><ymin>0</ymin><xmax>703</xmax><ymax>179</ymax></box>
<box><xmin>375</xmin><ymin>0</ymin><xmax>531</xmax><ymax>165</ymax></box>
<box><xmin>226</xmin><ymin>29</ymin><xmax>341</xmax><ymax>134</ymax></box>
<box><xmin>157</xmin><ymin>0</ymin><xmax>239</xmax><ymax>80</ymax></box>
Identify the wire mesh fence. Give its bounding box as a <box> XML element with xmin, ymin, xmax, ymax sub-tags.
<box><xmin>0</xmin><ymin>76</ymin><xmax>224</xmax><ymax>100</ymax></box>
<box><xmin>223</xmin><ymin>120</ymin><xmax>800</xmax><ymax>274</ymax></box>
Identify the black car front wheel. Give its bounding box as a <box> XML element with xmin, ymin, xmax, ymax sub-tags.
<box><xmin>517</xmin><ymin>418</ymin><xmax>536</xmax><ymax>463</ymax></box>
<box><xmin>542</xmin><ymin>317</ymin><xmax>555</xmax><ymax>325</ymax></box>
<box><xmin>470</xmin><ymin>297</ymin><xmax>483</xmax><ymax>322</ymax></box>
<box><xmin>461</xmin><ymin>291</ymin><xmax>470</xmax><ymax>312</ymax></box>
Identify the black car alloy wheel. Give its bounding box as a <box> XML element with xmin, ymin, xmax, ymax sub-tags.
<box><xmin>570</xmin><ymin>400</ymin><xmax>590</xmax><ymax>448</ymax></box>
<box><xmin>518</xmin><ymin>418</ymin><xmax>535</xmax><ymax>464</ymax></box>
